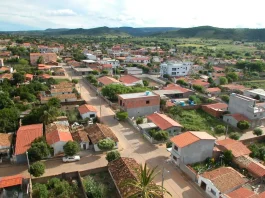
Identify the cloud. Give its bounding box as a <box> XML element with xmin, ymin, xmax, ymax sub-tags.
<box><xmin>47</xmin><ymin>9</ymin><xmax>77</xmax><ymax>16</ymax></box>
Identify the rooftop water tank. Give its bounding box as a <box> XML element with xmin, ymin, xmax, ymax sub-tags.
<box><xmin>145</xmin><ymin>91</ymin><xmax>150</xmax><ymax>96</ymax></box>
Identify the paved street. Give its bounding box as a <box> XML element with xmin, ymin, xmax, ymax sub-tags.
<box><xmin>0</xmin><ymin>67</ymin><xmax>204</xmax><ymax>198</ymax></box>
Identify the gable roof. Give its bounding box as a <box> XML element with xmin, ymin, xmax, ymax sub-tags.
<box><xmin>15</xmin><ymin>124</ymin><xmax>43</xmax><ymax>155</ymax></box>
<box><xmin>225</xmin><ymin>113</ymin><xmax>251</xmax><ymax>122</ymax></box>
<box><xmin>71</xmin><ymin>130</ymin><xmax>89</xmax><ymax>142</ymax></box>
<box><xmin>108</xmin><ymin>157</ymin><xmax>140</xmax><ymax>197</ymax></box>
<box><xmin>119</xmin><ymin>75</ymin><xmax>141</xmax><ymax>84</ymax></box>
<box><xmin>216</xmin><ymin>138</ymin><xmax>251</xmax><ymax>158</ymax></box>
<box><xmin>162</xmin><ymin>84</ymin><xmax>192</xmax><ymax>93</ymax></box>
<box><xmin>170</xmin><ymin>131</ymin><xmax>215</xmax><ymax>148</ymax></box>
<box><xmin>98</xmin><ymin>76</ymin><xmax>120</xmax><ymax>85</ymax></box>
<box><xmin>201</xmin><ymin>167</ymin><xmax>246</xmax><ymax>193</ymax></box>
<box><xmin>0</xmin><ymin>133</ymin><xmax>12</xmax><ymax>147</ymax></box>
<box><xmin>206</xmin><ymin>87</ymin><xmax>221</xmax><ymax>93</ymax></box>
<box><xmin>46</xmin><ymin>123</ymin><xmax>73</xmax><ymax>145</ymax></box>
<box><xmin>0</xmin><ymin>174</ymin><xmax>23</xmax><ymax>188</ymax></box>
<box><xmin>147</xmin><ymin>112</ymin><xmax>182</xmax><ymax>130</ymax></box>
<box><xmin>85</xmin><ymin>123</ymin><xmax>118</xmax><ymax>144</ymax></box>
<box><xmin>78</xmin><ymin>104</ymin><xmax>97</xmax><ymax>114</ymax></box>
<box><xmin>234</xmin><ymin>155</ymin><xmax>265</xmax><ymax>177</ymax></box>
<box><xmin>226</xmin><ymin>187</ymin><xmax>255</xmax><ymax>198</ymax></box>
<box><xmin>202</xmin><ymin>103</ymin><xmax>228</xmax><ymax>110</ymax></box>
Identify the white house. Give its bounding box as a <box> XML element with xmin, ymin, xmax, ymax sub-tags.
<box><xmin>125</xmin><ymin>56</ymin><xmax>150</xmax><ymax>65</ymax></box>
<box><xmin>160</xmin><ymin>61</ymin><xmax>193</xmax><ymax>77</ymax></box>
<box><xmin>78</xmin><ymin>104</ymin><xmax>97</xmax><ymax>120</ymax></box>
<box><xmin>198</xmin><ymin>167</ymin><xmax>246</xmax><ymax>198</ymax></box>
<box><xmin>170</xmin><ymin>131</ymin><xmax>216</xmax><ymax>166</ymax></box>
<box><xmin>46</xmin><ymin>123</ymin><xmax>73</xmax><ymax>155</ymax></box>
<box><xmin>125</xmin><ymin>67</ymin><xmax>143</xmax><ymax>75</ymax></box>
<box><xmin>99</xmin><ymin>59</ymin><xmax>120</xmax><ymax>68</ymax></box>
<box><xmin>84</xmin><ymin>53</ymin><xmax>97</xmax><ymax>61</ymax></box>
<box><xmin>71</xmin><ymin>129</ymin><xmax>90</xmax><ymax>150</ymax></box>
<box><xmin>85</xmin><ymin>123</ymin><xmax>118</xmax><ymax>152</ymax></box>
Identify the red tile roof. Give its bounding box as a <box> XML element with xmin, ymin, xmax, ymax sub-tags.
<box><xmin>221</xmin><ymin>84</ymin><xmax>248</xmax><ymax>91</ymax></box>
<box><xmin>216</xmin><ymin>138</ymin><xmax>251</xmax><ymax>157</ymax></box>
<box><xmin>98</xmin><ymin>76</ymin><xmax>120</xmax><ymax>85</ymax></box>
<box><xmin>102</xmin><ymin>64</ymin><xmax>112</xmax><ymax>68</ymax></box>
<box><xmin>46</xmin><ymin>123</ymin><xmax>73</xmax><ymax>145</ymax></box>
<box><xmin>226</xmin><ymin>113</ymin><xmax>250</xmax><ymax>122</ymax></box>
<box><xmin>191</xmin><ymin>79</ymin><xmax>210</xmax><ymax>87</ymax></box>
<box><xmin>226</xmin><ymin>187</ymin><xmax>255</xmax><ymax>198</ymax></box>
<box><xmin>0</xmin><ymin>174</ymin><xmax>23</xmax><ymax>188</ymax></box>
<box><xmin>206</xmin><ymin>87</ymin><xmax>221</xmax><ymax>93</ymax></box>
<box><xmin>78</xmin><ymin>104</ymin><xmax>97</xmax><ymax>114</ymax></box>
<box><xmin>15</xmin><ymin>124</ymin><xmax>43</xmax><ymax>155</ymax></box>
<box><xmin>0</xmin><ymin>133</ymin><xmax>12</xmax><ymax>147</ymax></box>
<box><xmin>119</xmin><ymin>75</ymin><xmax>141</xmax><ymax>84</ymax></box>
<box><xmin>170</xmin><ymin>131</ymin><xmax>215</xmax><ymax>148</ymax></box>
<box><xmin>202</xmin><ymin>167</ymin><xmax>246</xmax><ymax>193</ymax></box>
<box><xmin>147</xmin><ymin>112</ymin><xmax>182</xmax><ymax>130</ymax></box>
<box><xmin>163</xmin><ymin>84</ymin><xmax>192</xmax><ymax>93</ymax></box>
<box><xmin>202</xmin><ymin>103</ymin><xmax>228</xmax><ymax>110</ymax></box>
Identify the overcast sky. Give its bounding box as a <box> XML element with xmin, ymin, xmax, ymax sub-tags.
<box><xmin>0</xmin><ymin>0</ymin><xmax>265</xmax><ymax>31</ymax></box>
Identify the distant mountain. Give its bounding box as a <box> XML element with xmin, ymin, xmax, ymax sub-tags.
<box><xmin>153</xmin><ymin>26</ymin><xmax>265</xmax><ymax>41</ymax></box>
<box><xmin>113</xmin><ymin>27</ymin><xmax>180</xmax><ymax>36</ymax></box>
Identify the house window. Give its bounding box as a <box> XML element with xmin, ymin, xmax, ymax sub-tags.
<box><xmin>172</xmin><ymin>72</ymin><xmax>176</xmax><ymax>75</ymax></box>
<box><xmin>173</xmin><ymin>155</ymin><xmax>177</xmax><ymax>161</ymax></box>
<box><xmin>172</xmin><ymin>68</ymin><xmax>176</xmax><ymax>71</ymax></box>
<box><xmin>210</xmin><ymin>189</ymin><xmax>216</xmax><ymax>196</ymax></box>
<box><xmin>174</xmin><ymin>145</ymin><xmax>178</xmax><ymax>151</ymax></box>
<box><xmin>146</xmin><ymin>100</ymin><xmax>150</xmax><ymax>104</ymax></box>
<box><xmin>90</xmin><ymin>114</ymin><xmax>95</xmax><ymax>118</ymax></box>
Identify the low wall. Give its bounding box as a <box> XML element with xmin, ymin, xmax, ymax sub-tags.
<box><xmin>240</xmin><ymin>134</ymin><xmax>265</xmax><ymax>145</ymax></box>
<box><xmin>181</xmin><ymin>104</ymin><xmax>201</xmax><ymax>110</ymax></box>
<box><xmin>179</xmin><ymin>161</ymin><xmax>197</xmax><ymax>182</ymax></box>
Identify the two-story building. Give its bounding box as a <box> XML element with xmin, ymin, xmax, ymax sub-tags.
<box><xmin>223</xmin><ymin>93</ymin><xmax>265</xmax><ymax>128</ymax></box>
<box><xmin>160</xmin><ymin>61</ymin><xmax>193</xmax><ymax>77</ymax></box>
<box><xmin>170</xmin><ymin>131</ymin><xmax>216</xmax><ymax>166</ymax></box>
<box><xmin>118</xmin><ymin>91</ymin><xmax>160</xmax><ymax>117</ymax></box>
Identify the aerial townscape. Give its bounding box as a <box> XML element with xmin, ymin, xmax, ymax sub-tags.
<box><xmin>2</xmin><ymin>1</ymin><xmax>265</xmax><ymax>198</ymax></box>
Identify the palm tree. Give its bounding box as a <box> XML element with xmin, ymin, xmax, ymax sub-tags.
<box><xmin>122</xmin><ymin>163</ymin><xmax>172</xmax><ymax>198</ymax></box>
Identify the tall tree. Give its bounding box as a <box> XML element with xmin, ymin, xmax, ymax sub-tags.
<box><xmin>122</xmin><ymin>163</ymin><xmax>171</xmax><ymax>198</ymax></box>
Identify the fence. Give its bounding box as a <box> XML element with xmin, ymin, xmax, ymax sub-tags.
<box><xmin>240</xmin><ymin>134</ymin><xmax>265</xmax><ymax>145</ymax></box>
<box><xmin>179</xmin><ymin>161</ymin><xmax>197</xmax><ymax>182</ymax></box>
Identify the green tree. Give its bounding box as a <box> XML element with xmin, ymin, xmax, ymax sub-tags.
<box><xmin>47</xmin><ymin>98</ymin><xmax>61</xmax><ymax>108</ymax></box>
<box><xmin>29</xmin><ymin>161</ymin><xmax>45</xmax><ymax>177</ymax></box>
<box><xmin>226</xmin><ymin>72</ymin><xmax>239</xmax><ymax>82</ymax></box>
<box><xmin>214</xmin><ymin>125</ymin><xmax>226</xmax><ymax>134</ymax></box>
<box><xmin>237</xmin><ymin>120</ymin><xmax>250</xmax><ymax>130</ymax></box>
<box><xmin>98</xmin><ymin>139</ymin><xmax>115</xmax><ymax>151</ymax></box>
<box><xmin>0</xmin><ymin>107</ymin><xmax>19</xmax><ymax>132</ymax></box>
<box><xmin>223</xmin><ymin>150</ymin><xmax>233</xmax><ymax>164</ymax></box>
<box><xmin>136</xmin><ymin>117</ymin><xmax>144</xmax><ymax>125</ymax></box>
<box><xmin>143</xmin><ymin>80</ymin><xmax>149</xmax><ymax>87</ymax></box>
<box><xmin>0</xmin><ymin>92</ymin><xmax>14</xmax><ymax>109</ymax></box>
<box><xmin>220</xmin><ymin>95</ymin><xmax>230</xmax><ymax>103</ymax></box>
<box><xmin>71</xmin><ymin>79</ymin><xmax>78</xmax><ymax>84</ymax></box>
<box><xmin>153</xmin><ymin>130</ymin><xmax>169</xmax><ymax>141</ymax></box>
<box><xmin>101</xmin><ymin>70</ymin><xmax>108</xmax><ymax>75</ymax></box>
<box><xmin>166</xmin><ymin>141</ymin><xmax>172</xmax><ymax>148</ymax></box>
<box><xmin>192</xmin><ymin>84</ymin><xmax>204</xmax><ymax>92</ymax></box>
<box><xmin>122</xmin><ymin>163</ymin><xmax>171</xmax><ymax>197</ymax></box>
<box><xmin>219</xmin><ymin>77</ymin><xmax>228</xmax><ymax>85</ymax></box>
<box><xmin>33</xmin><ymin>183</ymin><xmax>49</xmax><ymax>198</ymax></box>
<box><xmin>116</xmin><ymin>111</ymin><xmax>128</xmax><ymax>121</ymax></box>
<box><xmin>253</xmin><ymin>128</ymin><xmax>263</xmax><ymax>136</ymax></box>
<box><xmin>28</xmin><ymin>138</ymin><xmax>52</xmax><ymax>161</ymax></box>
<box><xmin>13</xmin><ymin>72</ymin><xmax>25</xmax><ymax>84</ymax></box>
<box><xmin>18</xmin><ymin>58</ymin><xmax>29</xmax><ymax>65</ymax></box>
<box><xmin>229</xmin><ymin>132</ymin><xmax>241</xmax><ymax>140</ymax></box>
<box><xmin>63</xmin><ymin>141</ymin><xmax>80</xmax><ymax>156</ymax></box>
<box><xmin>92</xmin><ymin>70</ymin><xmax>99</xmax><ymax>75</ymax></box>
<box><xmin>83</xmin><ymin>176</ymin><xmax>107</xmax><ymax>198</ymax></box>
<box><xmin>37</xmin><ymin>56</ymin><xmax>44</xmax><ymax>64</ymax></box>
<box><xmin>106</xmin><ymin>150</ymin><xmax>121</xmax><ymax>162</ymax></box>
<box><xmin>169</xmin><ymin>105</ymin><xmax>183</xmax><ymax>116</ymax></box>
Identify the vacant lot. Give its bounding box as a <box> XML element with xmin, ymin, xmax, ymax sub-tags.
<box><xmin>173</xmin><ymin>109</ymin><xmax>231</xmax><ymax>136</ymax></box>
<box><xmin>242</xmin><ymin>80</ymin><xmax>265</xmax><ymax>89</ymax></box>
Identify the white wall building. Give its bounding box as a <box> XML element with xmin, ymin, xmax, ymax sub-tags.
<box><xmin>125</xmin><ymin>56</ymin><xmax>150</xmax><ymax>65</ymax></box>
<box><xmin>244</xmin><ymin>89</ymin><xmax>265</xmax><ymax>102</ymax></box>
<box><xmin>78</xmin><ymin>104</ymin><xmax>97</xmax><ymax>120</ymax></box>
<box><xmin>84</xmin><ymin>53</ymin><xmax>97</xmax><ymax>61</ymax></box>
<box><xmin>99</xmin><ymin>59</ymin><xmax>120</xmax><ymax>68</ymax></box>
<box><xmin>160</xmin><ymin>61</ymin><xmax>193</xmax><ymax>77</ymax></box>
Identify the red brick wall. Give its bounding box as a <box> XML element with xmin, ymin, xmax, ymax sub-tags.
<box><xmin>118</xmin><ymin>95</ymin><xmax>160</xmax><ymax>109</ymax></box>
<box><xmin>201</xmin><ymin>106</ymin><xmax>224</xmax><ymax>118</ymax></box>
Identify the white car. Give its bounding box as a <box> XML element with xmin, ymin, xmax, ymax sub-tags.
<box><xmin>62</xmin><ymin>155</ymin><xmax>80</xmax><ymax>162</ymax></box>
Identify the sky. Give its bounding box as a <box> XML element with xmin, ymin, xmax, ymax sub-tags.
<box><xmin>0</xmin><ymin>0</ymin><xmax>265</xmax><ymax>31</ymax></box>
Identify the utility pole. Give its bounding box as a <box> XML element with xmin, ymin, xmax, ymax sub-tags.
<box><xmin>225</xmin><ymin>124</ymin><xmax>228</xmax><ymax>139</ymax></box>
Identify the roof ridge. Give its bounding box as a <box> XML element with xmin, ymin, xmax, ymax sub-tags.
<box><xmin>187</xmin><ymin>131</ymin><xmax>202</xmax><ymax>140</ymax></box>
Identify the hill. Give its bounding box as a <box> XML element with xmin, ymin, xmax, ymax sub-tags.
<box><xmin>113</xmin><ymin>27</ymin><xmax>180</xmax><ymax>36</ymax></box>
<box><xmin>153</xmin><ymin>26</ymin><xmax>265</xmax><ymax>41</ymax></box>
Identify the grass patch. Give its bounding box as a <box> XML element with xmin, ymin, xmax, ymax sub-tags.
<box><xmin>241</xmin><ymin>81</ymin><xmax>265</xmax><ymax>89</ymax></box>
<box><xmin>173</xmin><ymin>109</ymin><xmax>230</xmax><ymax>136</ymax></box>
<box><xmin>55</xmin><ymin>78</ymin><xmax>70</xmax><ymax>84</ymax></box>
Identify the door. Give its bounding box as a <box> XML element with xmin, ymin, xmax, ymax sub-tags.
<box><xmin>200</xmin><ymin>181</ymin><xmax>207</xmax><ymax>191</ymax></box>
<box><xmin>83</xmin><ymin>143</ymin><xmax>86</xmax><ymax>150</ymax></box>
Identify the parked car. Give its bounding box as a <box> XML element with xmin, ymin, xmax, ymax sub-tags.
<box><xmin>62</xmin><ymin>155</ymin><xmax>80</xmax><ymax>162</ymax></box>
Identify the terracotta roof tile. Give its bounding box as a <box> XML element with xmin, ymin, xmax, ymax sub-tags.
<box><xmin>162</xmin><ymin>84</ymin><xmax>192</xmax><ymax>93</ymax></box>
<box><xmin>221</xmin><ymin>84</ymin><xmax>248</xmax><ymax>91</ymax></box>
<box><xmin>0</xmin><ymin>133</ymin><xmax>12</xmax><ymax>147</ymax></box>
<box><xmin>0</xmin><ymin>174</ymin><xmax>23</xmax><ymax>188</ymax></box>
<box><xmin>108</xmin><ymin>157</ymin><xmax>140</xmax><ymax>197</ymax></box>
<box><xmin>15</xmin><ymin>124</ymin><xmax>43</xmax><ymax>155</ymax></box>
<box><xmin>46</xmin><ymin>123</ymin><xmax>72</xmax><ymax>144</ymax></box>
<box><xmin>98</xmin><ymin>76</ymin><xmax>120</xmax><ymax>85</ymax></box>
<box><xmin>226</xmin><ymin>187</ymin><xmax>255</xmax><ymax>198</ymax></box>
<box><xmin>206</xmin><ymin>87</ymin><xmax>221</xmax><ymax>93</ymax></box>
<box><xmin>226</xmin><ymin>113</ymin><xmax>251</xmax><ymax>122</ymax></box>
<box><xmin>71</xmin><ymin>130</ymin><xmax>89</xmax><ymax>142</ymax></box>
<box><xmin>216</xmin><ymin>138</ymin><xmax>251</xmax><ymax>157</ymax></box>
<box><xmin>78</xmin><ymin>104</ymin><xmax>97</xmax><ymax>114</ymax></box>
<box><xmin>85</xmin><ymin>123</ymin><xmax>118</xmax><ymax>144</ymax></box>
<box><xmin>147</xmin><ymin>112</ymin><xmax>182</xmax><ymax>130</ymax></box>
<box><xmin>202</xmin><ymin>167</ymin><xmax>246</xmax><ymax>193</ymax></box>
<box><xmin>119</xmin><ymin>75</ymin><xmax>141</xmax><ymax>84</ymax></box>
<box><xmin>202</xmin><ymin>103</ymin><xmax>228</xmax><ymax>110</ymax></box>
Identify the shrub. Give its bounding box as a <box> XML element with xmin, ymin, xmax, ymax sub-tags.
<box><xmin>192</xmin><ymin>84</ymin><xmax>204</xmax><ymax>93</ymax></box>
<box><xmin>153</xmin><ymin>130</ymin><xmax>169</xmax><ymax>141</ymax></box>
<box><xmin>169</xmin><ymin>106</ymin><xmax>183</xmax><ymax>116</ymax></box>
<box><xmin>229</xmin><ymin>132</ymin><xmax>241</xmax><ymax>140</ymax></box>
<box><xmin>219</xmin><ymin>77</ymin><xmax>228</xmax><ymax>85</ymax></box>
<box><xmin>71</xmin><ymin>79</ymin><xmax>78</xmax><ymax>84</ymax></box>
<box><xmin>29</xmin><ymin>161</ymin><xmax>45</xmax><ymax>177</ymax></box>
<box><xmin>223</xmin><ymin>150</ymin><xmax>233</xmax><ymax>164</ymax></box>
<box><xmin>116</xmin><ymin>111</ymin><xmax>128</xmax><ymax>121</ymax></box>
<box><xmin>92</xmin><ymin>70</ymin><xmax>99</xmax><ymax>75</ymax></box>
<box><xmin>214</xmin><ymin>125</ymin><xmax>226</xmax><ymax>134</ymax></box>
<box><xmin>220</xmin><ymin>95</ymin><xmax>230</xmax><ymax>103</ymax></box>
<box><xmin>28</xmin><ymin>138</ymin><xmax>52</xmax><ymax>161</ymax></box>
<box><xmin>163</xmin><ymin>74</ymin><xmax>170</xmax><ymax>78</ymax></box>
<box><xmin>136</xmin><ymin>117</ymin><xmax>144</xmax><ymax>125</ymax></box>
<box><xmin>253</xmin><ymin>128</ymin><xmax>263</xmax><ymax>136</ymax></box>
<box><xmin>83</xmin><ymin>176</ymin><xmax>107</xmax><ymax>198</ymax></box>
<box><xmin>33</xmin><ymin>183</ymin><xmax>48</xmax><ymax>198</ymax></box>
<box><xmin>143</xmin><ymin>80</ymin><xmax>149</xmax><ymax>86</ymax></box>
<box><xmin>106</xmin><ymin>150</ymin><xmax>120</xmax><ymax>162</ymax></box>
<box><xmin>166</xmin><ymin>141</ymin><xmax>172</xmax><ymax>148</ymax></box>
<box><xmin>63</xmin><ymin>141</ymin><xmax>80</xmax><ymax>156</ymax></box>
<box><xmin>237</xmin><ymin>120</ymin><xmax>250</xmax><ymax>130</ymax></box>
<box><xmin>98</xmin><ymin>139</ymin><xmax>115</xmax><ymax>151</ymax></box>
